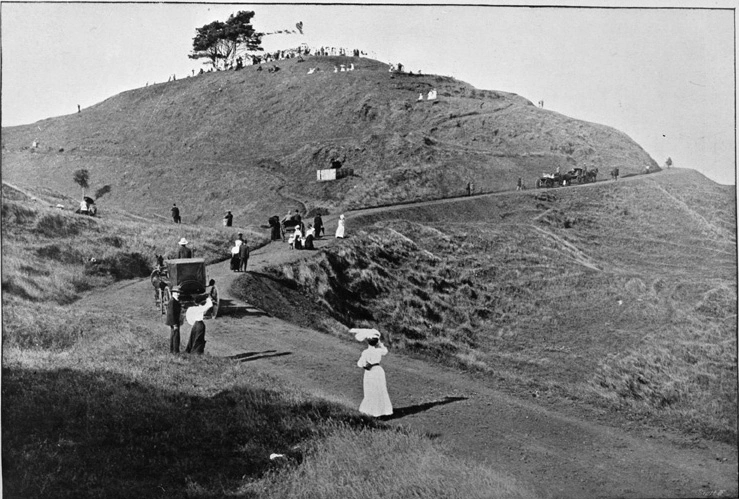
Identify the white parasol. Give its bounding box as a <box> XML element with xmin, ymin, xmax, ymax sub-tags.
<box><xmin>349</xmin><ymin>328</ymin><xmax>381</xmax><ymax>342</ymax></box>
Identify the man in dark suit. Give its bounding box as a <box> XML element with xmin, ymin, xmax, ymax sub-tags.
<box><xmin>171</xmin><ymin>204</ymin><xmax>181</xmax><ymax>224</ymax></box>
<box><xmin>239</xmin><ymin>239</ymin><xmax>250</xmax><ymax>272</ymax></box>
<box><xmin>165</xmin><ymin>286</ymin><xmax>182</xmax><ymax>353</ymax></box>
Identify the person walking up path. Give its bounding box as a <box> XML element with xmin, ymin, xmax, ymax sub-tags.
<box><xmin>335</xmin><ymin>214</ymin><xmax>346</xmax><ymax>238</ymax></box>
<box><xmin>171</xmin><ymin>204</ymin><xmax>181</xmax><ymax>224</ymax></box>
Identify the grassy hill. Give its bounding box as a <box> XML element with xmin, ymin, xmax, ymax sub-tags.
<box><xmin>234</xmin><ymin>169</ymin><xmax>737</xmax><ymax>443</ymax></box>
<box><xmin>1</xmin><ymin>188</ymin><xmax>533</xmax><ymax>498</ymax></box>
<box><xmin>1</xmin><ymin>55</ymin><xmax>657</xmax><ymax>227</ymax></box>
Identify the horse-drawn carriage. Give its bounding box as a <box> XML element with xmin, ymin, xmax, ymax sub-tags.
<box><xmin>536</xmin><ymin>167</ymin><xmax>598</xmax><ymax>188</ymax></box>
<box><xmin>151</xmin><ymin>258</ymin><xmax>219</xmax><ymax>318</ymax></box>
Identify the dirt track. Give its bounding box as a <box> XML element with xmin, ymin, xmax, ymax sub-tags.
<box><xmin>82</xmin><ymin>179</ymin><xmax>737</xmax><ymax>499</ymax></box>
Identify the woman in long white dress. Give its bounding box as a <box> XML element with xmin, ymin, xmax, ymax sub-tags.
<box><xmin>353</xmin><ymin>329</ymin><xmax>393</xmax><ymax>417</ymax></box>
<box><xmin>335</xmin><ymin>214</ymin><xmax>345</xmax><ymax>238</ymax></box>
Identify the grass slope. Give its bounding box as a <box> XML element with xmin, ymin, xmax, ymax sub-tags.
<box><xmin>2</xmin><ymin>55</ymin><xmax>657</xmax><ymax>226</ymax></box>
<box><xmin>1</xmin><ymin>190</ymin><xmax>533</xmax><ymax>498</ymax></box>
<box><xmin>236</xmin><ymin>169</ymin><xmax>737</xmax><ymax>443</ymax></box>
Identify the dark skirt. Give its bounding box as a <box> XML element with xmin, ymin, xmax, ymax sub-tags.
<box><xmin>185</xmin><ymin>321</ymin><xmax>206</xmax><ymax>354</ymax></box>
<box><xmin>230</xmin><ymin>254</ymin><xmax>240</xmax><ymax>271</ymax></box>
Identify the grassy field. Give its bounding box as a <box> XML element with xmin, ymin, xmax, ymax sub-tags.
<box><xmin>1</xmin><ymin>194</ymin><xmax>533</xmax><ymax>498</ymax></box>
<box><xmin>238</xmin><ymin>170</ymin><xmax>737</xmax><ymax>443</ymax></box>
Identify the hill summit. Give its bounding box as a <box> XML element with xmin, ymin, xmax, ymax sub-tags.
<box><xmin>1</xmin><ymin>55</ymin><xmax>658</xmax><ymax>224</ymax></box>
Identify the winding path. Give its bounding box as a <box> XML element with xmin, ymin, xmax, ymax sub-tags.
<box><xmin>84</xmin><ymin>221</ymin><xmax>736</xmax><ymax>499</ymax></box>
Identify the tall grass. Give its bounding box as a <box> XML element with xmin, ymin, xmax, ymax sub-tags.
<box><xmin>243</xmin><ymin>427</ymin><xmax>532</xmax><ymax>499</ymax></box>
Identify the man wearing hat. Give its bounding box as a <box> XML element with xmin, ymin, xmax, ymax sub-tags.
<box><xmin>177</xmin><ymin>238</ymin><xmax>193</xmax><ymax>258</ymax></box>
<box><xmin>165</xmin><ymin>286</ymin><xmax>182</xmax><ymax>354</ymax></box>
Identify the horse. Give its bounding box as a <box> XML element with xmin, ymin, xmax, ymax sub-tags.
<box><xmin>151</xmin><ymin>255</ymin><xmax>168</xmax><ymax>305</ymax></box>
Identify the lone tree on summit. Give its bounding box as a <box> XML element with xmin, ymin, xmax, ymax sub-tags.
<box><xmin>189</xmin><ymin>11</ymin><xmax>263</xmax><ymax>70</ymax></box>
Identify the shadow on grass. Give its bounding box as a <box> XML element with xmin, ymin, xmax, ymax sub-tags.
<box><xmin>1</xmin><ymin>365</ymin><xmax>377</xmax><ymax>499</ymax></box>
<box><xmin>382</xmin><ymin>396</ymin><xmax>468</xmax><ymax>421</ymax></box>
<box><xmin>217</xmin><ymin>298</ymin><xmax>271</xmax><ymax>318</ymax></box>
<box><xmin>227</xmin><ymin>350</ymin><xmax>293</xmax><ymax>362</ymax></box>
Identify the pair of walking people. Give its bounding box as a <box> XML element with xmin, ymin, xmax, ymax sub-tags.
<box><xmin>165</xmin><ymin>287</ymin><xmax>213</xmax><ymax>354</ymax></box>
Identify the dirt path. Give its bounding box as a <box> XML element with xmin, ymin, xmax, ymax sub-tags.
<box><xmin>82</xmin><ymin>228</ymin><xmax>737</xmax><ymax>499</ymax></box>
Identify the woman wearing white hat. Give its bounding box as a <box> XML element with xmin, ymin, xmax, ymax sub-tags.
<box><xmin>335</xmin><ymin>214</ymin><xmax>345</xmax><ymax>239</ymax></box>
<box><xmin>351</xmin><ymin>328</ymin><xmax>393</xmax><ymax>417</ymax></box>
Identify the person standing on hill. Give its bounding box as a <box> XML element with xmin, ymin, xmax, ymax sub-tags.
<box><xmin>165</xmin><ymin>286</ymin><xmax>182</xmax><ymax>354</ymax></box>
<box><xmin>177</xmin><ymin>238</ymin><xmax>193</xmax><ymax>258</ymax></box>
<box><xmin>516</xmin><ymin>177</ymin><xmax>523</xmax><ymax>191</ymax></box>
<box><xmin>224</xmin><ymin>211</ymin><xmax>233</xmax><ymax>227</ymax></box>
<box><xmin>239</xmin><ymin>239</ymin><xmax>250</xmax><ymax>272</ymax></box>
<box><xmin>335</xmin><ymin>214</ymin><xmax>346</xmax><ymax>238</ymax></box>
<box><xmin>352</xmin><ymin>328</ymin><xmax>393</xmax><ymax>418</ymax></box>
<box><xmin>313</xmin><ymin>214</ymin><xmax>324</xmax><ymax>238</ymax></box>
<box><xmin>171</xmin><ymin>204</ymin><xmax>181</xmax><ymax>224</ymax></box>
<box><xmin>184</xmin><ymin>297</ymin><xmax>213</xmax><ymax>354</ymax></box>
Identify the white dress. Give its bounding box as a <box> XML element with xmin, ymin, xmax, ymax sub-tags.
<box><xmin>335</xmin><ymin>219</ymin><xmax>345</xmax><ymax>238</ymax></box>
<box><xmin>357</xmin><ymin>343</ymin><xmax>393</xmax><ymax>417</ymax></box>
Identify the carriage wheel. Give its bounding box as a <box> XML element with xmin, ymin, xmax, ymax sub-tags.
<box><xmin>161</xmin><ymin>287</ymin><xmax>171</xmax><ymax>315</ymax></box>
<box><xmin>209</xmin><ymin>285</ymin><xmax>220</xmax><ymax>319</ymax></box>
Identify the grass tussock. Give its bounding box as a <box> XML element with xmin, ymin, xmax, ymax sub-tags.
<box><xmin>243</xmin><ymin>427</ymin><xmax>531</xmax><ymax>499</ymax></box>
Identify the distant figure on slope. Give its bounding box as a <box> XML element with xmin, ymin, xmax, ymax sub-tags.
<box><xmin>79</xmin><ymin>199</ymin><xmax>89</xmax><ymax>215</ymax></box>
<box><xmin>184</xmin><ymin>297</ymin><xmax>213</xmax><ymax>354</ymax></box>
<box><xmin>313</xmin><ymin>214</ymin><xmax>324</xmax><ymax>238</ymax></box>
<box><xmin>269</xmin><ymin>215</ymin><xmax>282</xmax><ymax>241</ymax></box>
<box><xmin>177</xmin><ymin>238</ymin><xmax>193</xmax><ymax>258</ymax></box>
<box><xmin>224</xmin><ymin>211</ymin><xmax>233</xmax><ymax>227</ymax></box>
<box><xmin>171</xmin><ymin>204</ymin><xmax>181</xmax><ymax>224</ymax></box>
<box><xmin>418</xmin><ymin>93</ymin><xmax>424</xmax><ymax>101</ymax></box>
<box><xmin>611</xmin><ymin>167</ymin><xmax>620</xmax><ymax>181</ymax></box>
<box><xmin>335</xmin><ymin>214</ymin><xmax>346</xmax><ymax>238</ymax></box>
<box><xmin>303</xmin><ymin>225</ymin><xmax>315</xmax><ymax>250</ymax></box>
<box><xmin>517</xmin><ymin>177</ymin><xmax>523</xmax><ymax>191</ymax></box>
<box><xmin>352</xmin><ymin>328</ymin><xmax>393</xmax><ymax>418</ymax></box>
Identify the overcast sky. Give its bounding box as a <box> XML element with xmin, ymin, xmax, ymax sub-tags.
<box><xmin>1</xmin><ymin>1</ymin><xmax>735</xmax><ymax>184</ymax></box>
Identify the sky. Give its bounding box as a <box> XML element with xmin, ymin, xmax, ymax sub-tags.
<box><xmin>1</xmin><ymin>1</ymin><xmax>735</xmax><ymax>184</ymax></box>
